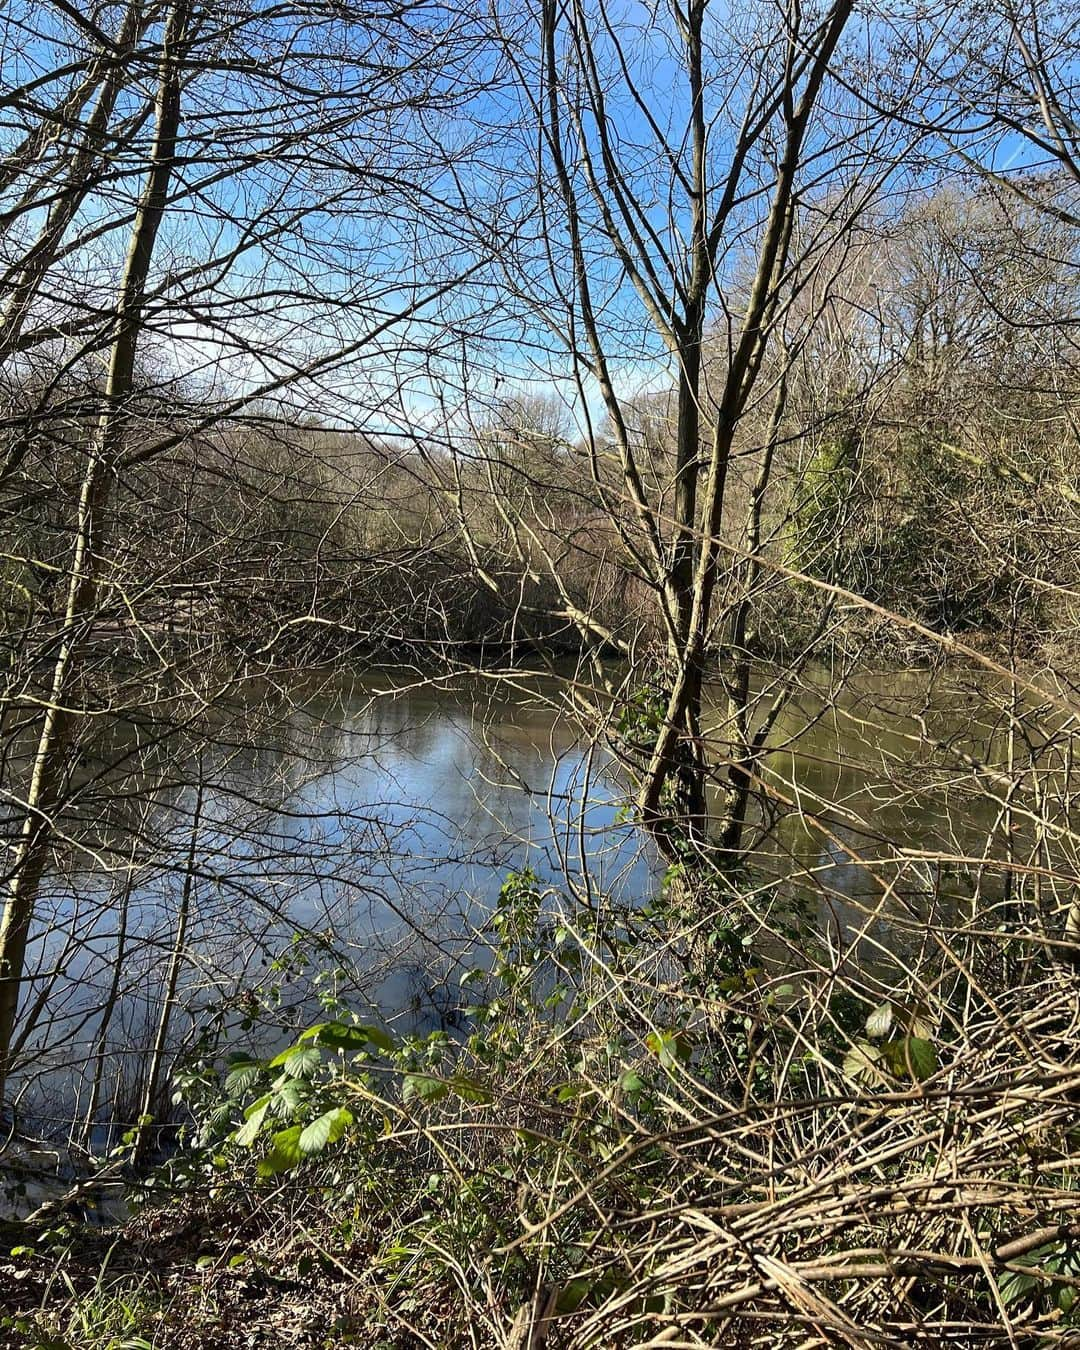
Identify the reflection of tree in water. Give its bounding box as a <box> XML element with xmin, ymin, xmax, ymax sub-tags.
<box><xmin>7</xmin><ymin>673</ymin><xmax>636</xmax><ymax>1146</ymax></box>
<box><xmin>6</xmin><ymin>660</ymin><xmax>1052</xmax><ymax>1167</ymax></box>
<box><xmin>9</xmin><ymin>682</ymin><xmax>435</xmax><ymax>1139</ymax></box>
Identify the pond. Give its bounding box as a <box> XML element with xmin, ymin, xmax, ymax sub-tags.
<box><xmin>6</xmin><ymin>657</ymin><xmax>1035</xmax><ymax>1170</ymax></box>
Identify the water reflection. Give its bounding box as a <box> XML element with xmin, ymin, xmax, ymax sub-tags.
<box><xmin>10</xmin><ymin>673</ymin><xmax>647</xmax><ymax>1149</ymax></box>
<box><xmin>6</xmin><ymin>660</ymin><xmax>1036</xmax><ymax>1161</ymax></box>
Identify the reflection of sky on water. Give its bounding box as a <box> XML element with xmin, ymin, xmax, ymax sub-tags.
<box><xmin>8</xmin><ymin>664</ymin><xmax>1019</xmax><ymax>1145</ymax></box>
<box><xmin>11</xmin><ymin>677</ymin><xmax>652</xmax><ymax>1141</ymax></box>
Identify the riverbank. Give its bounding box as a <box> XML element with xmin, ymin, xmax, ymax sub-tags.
<box><xmin>5</xmin><ymin>930</ymin><xmax>1078</xmax><ymax>1349</ymax></box>
<box><xmin>3</xmin><ymin>648</ymin><xmax>1078</xmax><ymax>1347</ymax></box>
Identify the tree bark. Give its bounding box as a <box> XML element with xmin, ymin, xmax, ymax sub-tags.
<box><xmin>0</xmin><ymin>0</ymin><xmax>191</xmax><ymax>1106</ymax></box>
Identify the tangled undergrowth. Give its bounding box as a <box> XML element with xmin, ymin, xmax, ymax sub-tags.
<box><xmin>5</xmin><ymin>864</ymin><xmax>1080</xmax><ymax>1349</ymax></box>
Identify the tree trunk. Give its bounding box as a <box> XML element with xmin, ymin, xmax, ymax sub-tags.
<box><xmin>0</xmin><ymin>0</ymin><xmax>190</xmax><ymax>1106</ymax></box>
<box><xmin>133</xmin><ymin>776</ymin><xmax>203</xmax><ymax>1163</ymax></box>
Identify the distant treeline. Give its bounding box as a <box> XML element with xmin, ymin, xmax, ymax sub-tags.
<box><xmin>2</xmin><ymin>188</ymin><xmax>1077</xmax><ymax>677</ymax></box>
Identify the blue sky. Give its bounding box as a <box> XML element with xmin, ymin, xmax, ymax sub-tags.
<box><xmin>1</xmin><ymin>0</ymin><xmax>1075</xmax><ymax>444</ymax></box>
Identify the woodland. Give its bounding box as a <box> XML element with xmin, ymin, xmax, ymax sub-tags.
<box><xmin>1</xmin><ymin>0</ymin><xmax>1079</xmax><ymax>1345</ymax></box>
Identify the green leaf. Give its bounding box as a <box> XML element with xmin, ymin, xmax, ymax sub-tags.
<box><xmin>257</xmin><ymin>1125</ymin><xmax>304</xmax><ymax>1177</ymax></box>
<box><xmin>906</xmin><ymin>1036</ymin><xmax>938</xmax><ymax>1082</ymax></box>
<box><xmin>234</xmin><ymin>1097</ymin><xmax>270</xmax><ymax>1147</ymax></box>
<box><xmin>204</xmin><ymin>1103</ymin><xmax>233</xmax><ymax>1136</ymax></box>
<box><xmin>356</xmin><ymin>1024</ymin><xmax>396</xmax><ymax>1053</ymax></box>
<box><xmin>403</xmin><ymin>1074</ymin><xmax>448</xmax><ymax>1106</ymax></box>
<box><xmin>225</xmin><ymin>1059</ymin><xmax>263</xmax><ymax>1096</ymax></box>
<box><xmin>842</xmin><ymin>1040</ymin><xmax>888</xmax><ymax>1086</ymax></box>
<box><xmin>299</xmin><ymin>1107</ymin><xmax>354</xmax><ymax>1156</ymax></box>
<box><xmin>865</xmin><ymin>1002</ymin><xmax>894</xmax><ymax>1038</ymax></box>
<box><xmin>644</xmin><ymin>1030</ymin><xmax>691</xmax><ymax>1069</ymax></box>
<box><xmin>556</xmin><ymin>1277</ymin><xmax>593</xmax><ymax>1312</ymax></box>
<box><xmin>268</xmin><ymin>1045</ymin><xmax>322</xmax><ymax>1079</ymax></box>
<box><xmin>272</xmin><ymin>1078</ymin><xmax>307</xmax><ymax>1113</ymax></box>
<box><xmin>300</xmin><ymin>1022</ymin><xmax>395</xmax><ymax>1053</ymax></box>
<box><xmin>619</xmin><ymin>1070</ymin><xmax>645</xmax><ymax>1095</ymax></box>
<box><xmin>445</xmin><ymin>1073</ymin><xmax>491</xmax><ymax>1104</ymax></box>
<box><xmin>242</xmin><ymin>1092</ymin><xmax>272</xmax><ymax>1120</ymax></box>
<box><xmin>998</xmin><ymin>1269</ymin><xmax>1040</xmax><ymax>1306</ymax></box>
<box><xmin>298</xmin><ymin>1022</ymin><xmax>333</xmax><ymax>1042</ymax></box>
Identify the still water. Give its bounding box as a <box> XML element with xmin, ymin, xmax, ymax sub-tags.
<box><xmin>9</xmin><ymin>659</ymin><xmax>1036</xmax><ymax>1158</ymax></box>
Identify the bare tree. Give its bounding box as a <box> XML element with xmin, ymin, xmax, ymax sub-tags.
<box><xmin>0</xmin><ymin>0</ymin><xmax>498</xmax><ymax>1108</ymax></box>
<box><xmin>440</xmin><ymin>0</ymin><xmax>925</xmax><ymax>873</ymax></box>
